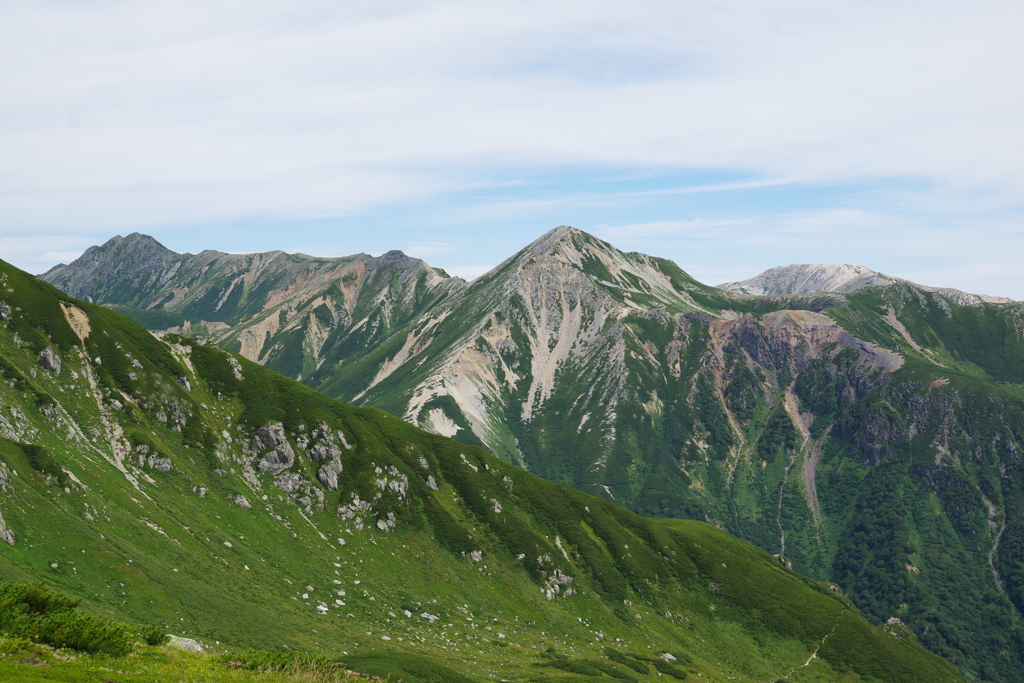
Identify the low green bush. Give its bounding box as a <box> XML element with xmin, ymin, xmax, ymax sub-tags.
<box><xmin>20</xmin><ymin>443</ymin><xmax>67</xmax><ymax>485</ymax></box>
<box><xmin>0</xmin><ymin>580</ymin><xmax>162</xmax><ymax>656</ymax></box>
<box><xmin>604</xmin><ymin>647</ymin><xmax>649</xmax><ymax>674</ymax></box>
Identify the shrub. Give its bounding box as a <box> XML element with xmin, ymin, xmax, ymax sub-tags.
<box><xmin>138</xmin><ymin>624</ymin><xmax>169</xmax><ymax>646</ymax></box>
<box><xmin>20</xmin><ymin>443</ymin><xmax>67</xmax><ymax>486</ymax></box>
<box><xmin>0</xmin><ymin>580</ymin><xmax>161</xmax><ymax>656</ymax></box>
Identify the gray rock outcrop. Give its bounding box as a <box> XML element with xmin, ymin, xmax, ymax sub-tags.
<box><xmin>233</xmin><ymin>495</ymin><xmax>252</xmax><ymax>510</ymax></box>
<box><xmin>150</xmin><ymin>456</ymin><xmax>172</xmax><ymax>472</ymax></box>
<box><xmin>37</xmin><ymin>347</ymin><xmax>61</xmax><ymax>374</ymax></box>
<box><xmin>308</xmin><ymin>441</ymin><xmax>341</xmax><ymax>462</ymax></box>
<box><xmin>252</xmin><ymin>423</ymin><xmax>295</xmax><ymax>473</ymax></box>
<box><xmin>317</xmin><ymin>458</ymin><xmax>343</xmax><ymax>491</ymax></box>
<box><xmin>275</xmin><ymin>472</ymin><xmax>303</xmax><ymax>493</ymax></box>
<box><xmin>0</xmin><ymin>509</ymin><xmax>14</xmax><ymax>545</ymax></box>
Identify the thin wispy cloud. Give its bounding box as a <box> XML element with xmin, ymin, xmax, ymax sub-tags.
<box><xmin>0</xmin><ymin>1</ymin><xmax>1021</xmax><ymax>296</ymax></box>
<box><xmin>600</xmin><ymin>218</ymin><xmax>752</xmax><ymax>240</ymax></box>
<box><xmin>404</xmin><ymin>242</ymin><xmax>454</xmax><ymax>258</ymax></box>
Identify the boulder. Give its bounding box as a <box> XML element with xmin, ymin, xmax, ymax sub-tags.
<box><xmin>317</xmin><ymin>458</ymin><xmax>343</xmax><ymax>491</ymax></box>
<box><xmin>37</xmin><ymin>347</ymin><xmax>61</xmax><ymax>374</ymax></box>
<box><xmin>166</xmin><ymin>635</ymin><xmax>204</xmax><ymax>652</ymax></box>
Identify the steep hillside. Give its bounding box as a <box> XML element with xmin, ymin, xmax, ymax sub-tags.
<box><xmin>42</xmin><ymin>226</ymin><xmax>1024</xmax><ymax>680</ymax></box>
<box><xmin>0</xmin><ymin>259</ymin><xmax>959</xmax><ymax>682</ymax></box>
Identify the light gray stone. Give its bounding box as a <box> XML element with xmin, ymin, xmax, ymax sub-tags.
<box><xmin>38</xmin><ymin>347</ymin><xmax>61</xmax><ymax>374</ymax></box>
<box><xmin>0</xmin><ymin>509</ymin><xmax>14</xmax><ymax>545</ymax></box>
<box><xmin>275</xmin><ymin>472</ymin><xmax>303</xmax><ymax>493</ymax></box>
<box><xmin>308</xmin><ymin>441</ymin><xmax>341</xmax><ymax>462</ymax></box>
<box><xmin>148</xmin><ymin>456</ymin><xmax>172</xmax><ymax>473</ymax></box>
<box><xmin>317</xmin><ymin>458</ymin><xmax>343</xmax><ymax>491</ymax></box>
<box><xmin>253</xmin><ymin>423</ymin><xmax>295</xmax><ymax>474</ymax></box>
<box><xmin>167</xmin><ymin>635</ymin><xmax>204</xmax><ymax>652</ymax></box>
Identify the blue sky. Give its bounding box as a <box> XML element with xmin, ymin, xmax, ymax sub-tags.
<box><xmin>2</xmin><ymin>0</ymin><xmax>1023</xmax><ymax>297</ymax></box>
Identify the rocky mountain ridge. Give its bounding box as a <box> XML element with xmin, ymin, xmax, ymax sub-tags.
<box><xmin>717</xmin><ymin>262</ymin><xmax>1014</xmax><ymax>306</ymax></box>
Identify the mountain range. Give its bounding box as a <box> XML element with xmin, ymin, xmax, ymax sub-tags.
<box><xmin>40</xmin><ymin>226</ymin><xmax>1024</xmax><ymax>680</ymax></box>
<box><xmin>0</xmin><ymin>255</ymin><xmax>960</xmax><ymax>682</ymax></box>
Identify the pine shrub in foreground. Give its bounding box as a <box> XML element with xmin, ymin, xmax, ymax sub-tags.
<box><xmin>0</xmin><ymin>580</ymin><xmax>167</xmax><ymax>656</ymax></box>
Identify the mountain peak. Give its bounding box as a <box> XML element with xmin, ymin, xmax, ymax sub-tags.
<box><xmin>718</xmin><ymin>262</ymin><xmax>1014</xmax><ymax>304</ymax></box>
<box><xmin>717</xmin><ymin>263</ymin><xmax>890</xmax><ymax>296</ymax></box>
<box><xmin>41</xmin><ymin>233</ymin><xmax>181</xmax><ymax>302</ymax></box>
<box><xmin>517</xmin><ymin>225</ymin><xmax>614</xmax><ymax>262</ymax></box>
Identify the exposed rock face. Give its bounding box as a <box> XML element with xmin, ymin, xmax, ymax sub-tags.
<box><xmin>134</xmin><ymin>444</ymin><xmax>172</xmax><ymax>472</ymax></box>
<box><xmin>252</xmin><ymin>423</ymin><xmax>295</xmax><ymax>473</ymax></box>
<box><xmin>0</xmin><ymin>510</ymin><xmax>14</xmax><ymax>545</ymax></box>
<box><xmin>37</xmin><ymin>347</ymin><xmax>61</xmax><ymax>374</ymax></box>
<box><xmin>317</xmin><ymin>458</ymin><xmax>343</xmax><ymax>491</ymax></box>
<box><xmin>717</xmin><ymin>263</ymin><xmax>1014</xmax><ymax>304</ymax></box>
<box><xmin>275</xmin><ymin>472</ymin><xmax>303</xmax><ymax>493</ymax></box>
<box><xmin>308</xmin><ymin>441</ymin><xmax>341</xmax><ymax>462</ymax></box>
<box><xmin>146</xmin><ymin>455</ymin><xmax>173</xmax><ymax>472</ymax></box>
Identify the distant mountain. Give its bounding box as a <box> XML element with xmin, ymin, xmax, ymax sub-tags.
<box><xmin>43</xmin><ymin>226</ymin><xmax>1024</xmax><ymax>680</ymax></box>
<box><xmin>717</xmin><ymin>262</ymin><xmax>1014</xmax><ymax>305</ymax></box>
<box><xmin>43</xmin><ymin>233</ymin><xmax>467</xmax><ymax>382</ymax></box>
<box><xmin>0</xmin><ymin>257</ymin><xmax>959</xmax><ymax>682</ymax></box>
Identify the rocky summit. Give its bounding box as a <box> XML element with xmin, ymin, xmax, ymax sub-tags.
<box><xmin>0</xmin><ymin>257</ymin><xmax>960</xmax><ymax>682</ymax></box>
<box><xmin>717</xmin><ymin>262</ymin><xmax>1014</xmax><ymax>305</ymax></box>
<box><xmin>42</xmin><ymin>224</ymin><xmax>1024</xmax><ymax>680</ymax></box>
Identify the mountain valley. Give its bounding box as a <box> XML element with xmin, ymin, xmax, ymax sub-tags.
<box><xmin>38</xmin><ymin>226</ymin><xmax>1024</xmax><ymax>680</ymax></box>
<box><xmin>0</xmin><ymin>257</ymin><xmax>966</xmax><ymax>682</ymax></box>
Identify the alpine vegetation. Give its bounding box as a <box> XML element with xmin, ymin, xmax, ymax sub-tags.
<box><xmin>0</xmin><ymin>256</ymin><xmax>962</xmax><ymax>681</ymax></box>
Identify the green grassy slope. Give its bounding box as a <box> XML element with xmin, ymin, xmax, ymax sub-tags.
<box><xmin>0</xmin><ymin>259</ymin><xmax>958</xmax><ymax>682</ymax></box>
